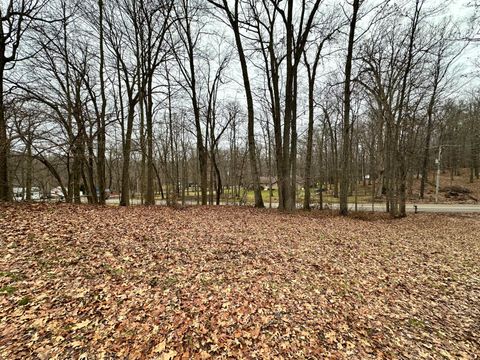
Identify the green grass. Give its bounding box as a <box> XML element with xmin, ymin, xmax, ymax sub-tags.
<box><xmin>162</xmin><ymin>276</ymin><xmax>179</xmax><ymax>289</ymax></box>
<box><xmin>0</xmin><ymin>271</ymin><xmax>24</xmax><ymax>281</ymax></box>
<box><xmin>150</xmin><ymin>183</ymin><xmax>382</xmax><ymax>205</ymax></box>
<box><xmin>240</xmin><ymin>188</ymin><xmax>378</xmax><ymax>205</ymax></box>
<box><xmin>408</xmin><ymin>317</ymin><xmax>426</xmax><ymax>328</ymax></box>
<box><xmin>0</xmin><ymin>285</ymin><xmax>16</xmax><ymax>295</ymax></box>
<box><xmin>18</xmin><ymin>296</ymin><xmax>30</xmax><ymax>306</ymax></box>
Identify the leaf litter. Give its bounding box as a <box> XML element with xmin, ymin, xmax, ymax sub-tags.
<box><xmin>0</xmin><ymin>203</ymin><xmax>479</xmax><ymax>359</ymax></box>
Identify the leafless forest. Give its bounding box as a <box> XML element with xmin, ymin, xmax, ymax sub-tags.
<box><xmin>2</xmin><ymin>1</ymin><xmax>480</xmax><ymax>358</ymax></box>
<box><xmin>1</xmin><ymin>0</ymin><xmax>479</xmax><ymax>216</ymax></box>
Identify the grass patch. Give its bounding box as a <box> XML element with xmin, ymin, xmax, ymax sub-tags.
<box><xmin>0</xmin><ymin>285</ymin><xmax>16</xmax><ymax>295</ymax></box>
<box><xmin>102</xmin><ymin>263</ymin><xmax>124</xmax><ymax>277</ymax></box>
<box><xmin>408</xmin><ymin>318</ymin><xmax>425</xmax><ymax>328</ymax></box>
<box><xmin>162</xmin><ymin>276</ymin><xmax>179</xmax><ymax>289</ymax></box>
<box><xmin>0</xmin><ymin>271</ymin><xmax>24</xmax><ymax>281</ymax></box>
<box><xmin>17</xmin><ymin>296</ymin><xmax>31</xmax><ymax>306</ymax></box>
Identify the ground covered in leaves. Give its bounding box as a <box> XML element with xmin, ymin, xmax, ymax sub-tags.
<box><xmin>0</xmin><ymin>204</ymin><xmax>479</xmax><ymax>359</ymax></box>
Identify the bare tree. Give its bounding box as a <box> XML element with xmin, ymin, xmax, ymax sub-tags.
<box><xmin>207</xmin><ymin>0</ymin><xmax>265</xmax><ymax>208</ymax></box>
<box><xmin>420</xmin><ymin>20</ymin><xmax>466</xmax><ymax>198</ymax></box>
<box><xmin>172</xmin><ymin>0</ymin><xmax>210</xmax><ymax>205</ymax></box>
<box><xmin>339</xmin><ymin>0</ymin><xmax>361</xmax><ymax>216</ymax></box>
<box><xmin>249</xmin><ymin>0</ymin><xmax>323</xmax><ymax>210</ymax></box>
<box><xmin>302</xmin><ymin>20</ymin><xmax>340</xmax><ymax>210</ymax></box>
<box><xmin>0</xmin><ymin>0</ymin><xmax>50</xmax><ymax>201</ymax></box>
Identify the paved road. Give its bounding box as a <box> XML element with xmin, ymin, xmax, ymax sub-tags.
<box><xmin>327</xmin><ymin>203</ymin><xmax>480</xmax><ymax>213</ymax></box>
<box><xmin>105</xmin><ymin>198</ymin><xmax>480</xmax><ymax>213</ymax></box>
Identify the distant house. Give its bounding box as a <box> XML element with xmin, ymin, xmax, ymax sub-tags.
<box><xmin>258</xmin><ymin>176</ymin><xmax>305</xmax><ymax>191</ymax></box>
<box><xmin>13</xmin><ymin>187</ymin><xmax>42</xmax><ymax>201</ymax></box>
<box><xmin>293</xmin><ymin>176</ymin><xmax>305</xmax><ymax>190</ymax></box>
<box><xmin>259</xmin><ymin>176</ymin><xmax>277</xmax><ymax>191</ymax></box>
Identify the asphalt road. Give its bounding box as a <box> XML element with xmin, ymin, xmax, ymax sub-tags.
<box><xmin>327</xmin><ymin>203</ymin><xmax>480</xmax><ymax>213</ymax></box>
<box><xmin>105</xmin><ymin>198</ymin><xmax>480</xmax><ymax>213</ymax></box>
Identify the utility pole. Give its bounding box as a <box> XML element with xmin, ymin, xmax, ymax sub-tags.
<box><xmin>434</xmin><ymin>144</ymin><xmax>461</xmax><ymax>203</ymax></box>
<box><xmin>435</xmin><ymin>145</ymin><xmax>442</xmax><ymax>204</ymax></box>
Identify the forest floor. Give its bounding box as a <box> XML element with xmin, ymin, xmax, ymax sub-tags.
<box><xmin>413</xmin><ymin>169</ymin><xmax>480</xmax><ymax>204</ymax></box>
<box><xmin>0</xmin><ymin>204</ymin><xmax>479</xmax><ymax>359</ymax></box>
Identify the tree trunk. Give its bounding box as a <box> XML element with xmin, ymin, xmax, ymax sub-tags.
<box><xmin>303</xmin><ymin>79</ymin><xmax>315</xmax><ymax>210</ymax></box>
<box><xmin>340</xmin><ymin>0</ymin><xmax>360</xmax><ymax>216</ymax></box>
<box><xmin>0</xmin><ymin>65</ymin><xmax>9</xmax><ymax>201</ymax></box>
<box><xmin>139</xmin><ymin>89</ymin><xmax>146</xmax><ymax>204</ymax></box>
<box><xmin>72</xmin><ymin>149</ymin><xmax>82</xmax><ymax>204</ymax></box>
<box><xmin>25</xmin><ymin>139</ymin><xmax>32</xmax><ymax>201</ymax></box>
<box><xmin>86</xmin><ymin>138</ymin><xmax>98</xmax><ymax>204</ymax></box>
<box><xmin>96</xmin><ymin>0</ymin><xmax>107</xmax><ymax>205</ymax></box>
<box><xmin>420</xmin><ymin>114</ymin><xmax>433</xmax><ymax>198</ymax></box>
<box><xmin>290</xmin><ymin>73</ymin><xmax>298</xmax><ymax>209</ymax></box>
<box><xmin>120</xmin><ymin>105</ymin><xmax>135</xmax><ymax>206</ymax></box>
<box><xmin>145</xmin><ymin>78</ymin><xmax>155</xmax><ymax>205</ymax></box>
<box><xmin>230</xmin><ymin>5</ymin><xmax>264</xmax><ymax>208</ymax></box>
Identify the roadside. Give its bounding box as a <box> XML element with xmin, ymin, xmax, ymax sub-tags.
<box><xmin>103</xmin><ymin>198</ymin><xmax>480</xmax><ymax>213</ymax></box>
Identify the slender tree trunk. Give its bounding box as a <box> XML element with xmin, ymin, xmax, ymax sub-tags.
<box><xmin>86</xmin><ymin>138</ymin><xmax>98</xmax><ymax>203</ymax></box>
<box><xmin>290</xmin><ymin>73</ymin><xmax>298</xmax><ymax>208</ymax></box>
<box><xmin>145</xmin><ymin>77</ymin><xmax>155</xmax><ymax>205</ymax></box>
<box><xmin>0</xmin><ymin>65</ymin><xmax>9</xmax><ymax>201</ymax></box>
<box><xmin>81</xmin><ymin>169</ymin><xmax>90</xmax><ymax>203</ymax></box>
<box><xmin>97</xmin><ymin>0</ymin><xmax>107</xmax><ymax>205</ymax></box>
<box><xmin>213</xmin><ymin>152</ymin><xmax>222</xmax><ymax>205</ymax></box>
<box><xmin>471</xmin><ymin>108</ymin><xmax>479</xmax><ymax>182</ymax></box>
<box><xmin>188</xmin><ymin>59</ymin><xmax>208</xmax><ymax>205</ymax></box>
<box><xmin>66</xmin><ymin>154</ymin><xmax>73</xmax><ymax>203</ymax></box>
<box><xmin>229</xmin><ymin>5</ymin><xmax>264</xmax><ymax>208</ymax></box>
<box><xmin>340</xmin><ymin>0</ymin><xmax>360</xmax><ymax>215</ymax></box>
<box><xmin>304</xmin><ymin>79</ymin><xmax>315</xmax><ymax>210</ymax></box>
<box><xmin>139</xmin><ymin>88</ymin><xmax>146</xmax><ymax>204</ymax></box>
<box><xmin>169</xmin><ymin>106</ymin><xmax>178</xmax><ymax>205</ymax></box>
<box><xmin>25</xmin><ymin>138</ymin><xmax>32</xmax><ymax>201</ymax></box>
<box><xmin>120</xmin><ymin>105</ymin><xmax>135</xmax><ymax>206</ymax></box>
<box><xmin>280</xmin><ymin>0</ymin><xmax>295</xmax><ymax>211</ymax></box>
<box><xmin>399</xmin><ymin>154</ymin><xmax>407</xmax><ymax>216</ymax></box>
<box><xmin>153</xmin><ymin>162</ymin><xmax>164</xmax><ymax>200</ymax></box>
<box><xmin>72</xmin><ymin>148</ymin><xmax>82</xmax><ymax>204</ymax></box>
<box><xmin>209</xmin><ymin>158</ymin><xmax>214</xmax><ymax>205</ymax></box>
<box><xmin>266</xmin><ymin>119</ymin><xmax>273</xmax><ymax>209</ymax></box>
<box><xmin>420</xmin><ymin>121</ymin><xmax>431</xmax><ymax>198</ymax></box>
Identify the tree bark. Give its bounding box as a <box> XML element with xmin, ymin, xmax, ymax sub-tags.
<box><xmin>119</xmin><ymin>105</ymin><xmax>136</xmax><ymax>206</ymax></box>
<box><xmin>97</xmin><ymin>0</ymin><xmax>107</xmax><ymax>205</ymax></box>
<box><xmin>340</xmin><ymin>0</ymin><xmax>360</xmax><ymax>216</ymax></box>
<box><xmin>0</xmin><ymin>65</ymin><xmax>9</xmax><ymax>201</ymax></box>
<box><xmin>304</xmin><ymin>86</ymin><xmax>315</xmax><ymax>210</ymax></box>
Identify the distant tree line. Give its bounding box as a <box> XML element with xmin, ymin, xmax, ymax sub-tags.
<box><xmin>1</xmin><ymin>0</ymin><xmax>478</xmax><ymax>216</ymax></box>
